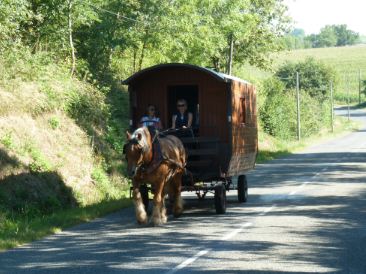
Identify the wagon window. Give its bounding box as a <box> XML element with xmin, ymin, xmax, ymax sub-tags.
<box><xmin>240</xmin><ymin>97</ymin><xmax>246</xmax><ymax>124</ymax></box>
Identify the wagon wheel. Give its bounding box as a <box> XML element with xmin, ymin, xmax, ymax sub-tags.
<box><xmin>214</xmin><ymin>184</ymin><xmax>226</xmax><ymax>214</ymax></box>
<box><xmin>237</xmin><ymin>175</ymin><xmax>248</xmax><ymax>203</ymax></box>
<box><xmin>140</xmin><ymin>184</ymin><xmax>149</xmax><ymax>211</ymax></box>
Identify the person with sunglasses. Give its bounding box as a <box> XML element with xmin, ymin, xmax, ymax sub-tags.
<box><xmin>139</xmin><ymin>104</ymin><xmax>162</xmax><ymax>129</ymax></box>
<box><xmin>172</xmin><ymin>99</ymin><xmax>193</xmax><ymax>129</ymax></box>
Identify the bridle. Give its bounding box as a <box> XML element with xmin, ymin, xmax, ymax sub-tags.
<box><xmin>123</xmin><ymin>130</ymin><xmax>156</xmax><ymax>176</ymax></box>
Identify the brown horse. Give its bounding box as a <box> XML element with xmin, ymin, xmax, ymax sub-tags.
<box><xmin>124</xmin><ymin>127</ymin><xmax>186</xmax><ymax>225</ymax></box>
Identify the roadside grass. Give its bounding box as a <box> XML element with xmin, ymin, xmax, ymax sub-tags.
<box><xmin>257</xmin><ymin>115</ymin><xmax>360</xmax><ymax>163</ymax></box>
<box><xmin>0</xmin><ymin>50</ymin><xmax>131</xmax><ymax>251</ymax></box>
<box><xmin>0</xmin><ymin>195</ymin><xmax>132</xmax><ymax>251</ymax></box>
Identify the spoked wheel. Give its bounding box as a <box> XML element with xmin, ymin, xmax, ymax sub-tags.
<box><xmin>140</xmin><ymin>184</ymin><xmax>149</xmax><ymax>211</ymax></box>
<box><xmin>214</xmin><ymin>184</ymin><xmax>227</xmax><ymax>214</ymax></box>
<box><xmin>237</xmin><ymin>175</ymin><xmax>248</xmax><ymax>203</ymax></box>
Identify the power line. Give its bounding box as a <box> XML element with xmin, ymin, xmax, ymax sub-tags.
<box><xmin>83</xmin><ymin>2</ymin><xmax>146</xmax><ymax>25</ymax></box>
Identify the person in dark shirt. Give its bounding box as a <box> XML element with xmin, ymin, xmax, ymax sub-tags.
<box><xmin>172</xmin><ymin>99</ymin><xmax>193</xmax><ymax>129</ymax></box>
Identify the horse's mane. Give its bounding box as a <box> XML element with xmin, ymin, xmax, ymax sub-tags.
<box><xmin>131</xmin><ymin>127</ymin><xmax>151</xmax><ymax>153</ymax></box>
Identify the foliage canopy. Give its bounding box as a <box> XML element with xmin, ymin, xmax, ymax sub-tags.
<box><xmin>0</xmin><ymin>0</ymin><xmax>290</xmax><ymax>78</ymax></box>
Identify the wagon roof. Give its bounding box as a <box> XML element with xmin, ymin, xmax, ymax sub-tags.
<box><xmin>122</xmin><ymin>63</ymin><xmax>250</xmax><ymax>85</ymax></box>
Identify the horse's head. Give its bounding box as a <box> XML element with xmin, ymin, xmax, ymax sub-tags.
<box><xmin>123</xmin><ymin>128</ymin><xmax>151</xmax><ymax>178</ymax></box>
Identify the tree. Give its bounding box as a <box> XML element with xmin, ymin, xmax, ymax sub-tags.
<box><xmin>281</xmin><ymin>29</ymin><xmax>309</xmax><ymax>50</ymax></box>
<box><xmin>315</xmin><ymin>25</ymin><xmax>337</xmax><ymax>48</ymax></box>
<box><xmin>275</xmin><ymin>58</ymin><xmax>337</xmax><ymax>98</ymax></box>
<box><xmin>0</xmin><ymin>0</ymin><xmax>32</xmax><ymax>51</ymax></box>
<box><xmin>333</xmin><ymin>24</ymin><xmax>359</xmax><ymax>46</ymax></box>
<box><xmin>209</xmin><ymin>0</ymin><xmax>290</xmax><ymax>72</ymax></box>
<box><xmin>292</xmin><ymin>28</ymin><xmax>305</xmax><ymax>37</ymax></box>
<box><xmin>16</xmin><ymin>0</ymin><xmax>100</xmax><ymax>74</ymax></box>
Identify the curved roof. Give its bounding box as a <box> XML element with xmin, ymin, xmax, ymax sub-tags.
<box><xmin>122</xmin><ymin>63</ymin><xmax>249</xmax><ymax>85</ymax></box>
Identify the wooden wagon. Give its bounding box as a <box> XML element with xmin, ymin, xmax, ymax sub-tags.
<box><xmin>122</xmin><ymin>63</ymin><xmax>258</xmax><ymax>213</ymax></box>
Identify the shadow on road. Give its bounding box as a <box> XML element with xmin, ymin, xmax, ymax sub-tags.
<box><xmin>1</xmin><ymin>150</ymin><xmax>365</xmax><ymax>273</ymax></box>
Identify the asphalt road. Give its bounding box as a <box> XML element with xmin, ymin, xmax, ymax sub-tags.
<box><xmin>1</xmin><ymin>107</ymin><xmax>365</xmax><ymax>274</ymax></box>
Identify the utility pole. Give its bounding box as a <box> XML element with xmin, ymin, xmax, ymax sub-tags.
<box><xmin>68</xmin><ymin>0</ymin><xmax>76</xmax><ymax>76</ymax></box>
<box><xmin>227</xmin><ymin>34</ymin><xmax>234</xmax><ymax>75</ymax></box>
<box><xmin>347</xmin><ymin>73</ymin><xmax>350</xmax><ymax>121</ymax></box>
<box><xmin>296</xmin><ymin>72</ymin><xmax>301</xmax><ymax>141</ymax></box>
<box><xmin>330</xmin><ymin>81</ymin><xmax>334</xmax><ymax>133</ymax></box>
<box><xmin>359</xmin><ymin>69</ymin><xmax>362</xmax><ymax>105</ymax></box>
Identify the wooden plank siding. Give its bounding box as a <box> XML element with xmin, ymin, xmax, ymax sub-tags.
<box><xmin>227</xmin><ymin>81</ymin><xmax>258</xmax><ymax>176</ymax></box>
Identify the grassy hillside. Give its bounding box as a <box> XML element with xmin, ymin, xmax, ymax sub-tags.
<box><xmin>0</xmin><ymin>50</ymin><xmax>130</xmax><ymax>249</ymax></box>
<box><xmin>239</xmin><ymin>45</ymin><xmax>366</xmax><ymax>103</ymax></box>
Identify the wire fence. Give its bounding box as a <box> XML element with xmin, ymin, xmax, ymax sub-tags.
<box><xmin>280</xmin><ymin>71</ymin><xmax>360</xmax><ymax>141</ymax></box>
<box><xmin>336</xmin><ymin>69</ymin><xmax>365</xmax><ymax>104</ymax></box>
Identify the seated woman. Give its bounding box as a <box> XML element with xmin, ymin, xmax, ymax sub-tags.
<box><xmin>172</xmin><ymin>99</ymin><xmax>193</xmax><ymax>129</ymax></box>
<box><xmin>139</xmin><ymin>104</ymin><xmax>162</xmax><ymax>130</ymax></box>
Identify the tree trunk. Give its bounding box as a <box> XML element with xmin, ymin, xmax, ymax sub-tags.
<box><xmin>68</xmin><ymin>0</ymin><xmax>76</xmax><ymax>76</ymax></box>
<box><xmin>138</xmin><ymin>29</ymin><xmax>149</xmax><ymax>71</ymax></box>
<box><xmin>211</xmin><ymin>57</ymin><xmax>220</xmax><ymax>72</ymax></box>
<box><xmin>133</xmin><ymin>47</ymin><xmax>137</xmax><ymax>73</ymax></box>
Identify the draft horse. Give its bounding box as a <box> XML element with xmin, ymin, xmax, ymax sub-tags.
<box><xmin>123</xmin><ymin>127</ymin><xmax>187</xmax><ymax>225</ymax></box>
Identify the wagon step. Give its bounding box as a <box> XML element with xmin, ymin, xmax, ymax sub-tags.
<box><xmin>186</xmin><ymin>159</ymin><xmax>212</xmax><ymax>168</ymax></box>
<box><xmin>180</xmin><ymin>136</ymin><xmax>219</xmax><ymax>144</ymax></box>
<box><xmin>190</xmin><ymin>171</ymin><xmax>221</xmax><ymax>181</ymax></box>
<box><xmin>187</xmin><ymin>148</ymin><xmax>218</xmax><ymax>156</ymax></box>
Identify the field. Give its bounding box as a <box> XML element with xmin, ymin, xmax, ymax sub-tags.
<box><xmin>240</xmin><ymin>44</ymin><xmax>366</xmax><ymax>103</ymax></box>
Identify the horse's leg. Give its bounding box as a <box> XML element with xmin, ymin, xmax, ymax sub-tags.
<box><xmin>172</xmin><ymin>172</ymin><xmax>183</xmax><ymax>218</ymax></box>
<box><xmin>151</xmin><ymin>177</ymin><xmax>166</xmax><ymax>226</ymax></box>
<box><xmin>164</xmin><ymin>181</ymin><xmax>174</xmax><ymax>215</ymax></box>
<box><xmin>160</xmin><ymin>197</ymin><xmax>167</xmax><ymax>224</ymax></box>
<box><xmin>132</xmin><ymin>181</ymin><xmax>148</xmax><ymax>224</ymax></box>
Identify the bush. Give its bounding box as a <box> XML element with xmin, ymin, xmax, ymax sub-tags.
<box><xmin>261</xmin><ymin>90</ymin><xmax>297</xmax><ymax>139</ymax></box>
<box><xmin>362</xmin><ymin>80</ymin><xmax>366</xmax><ymax>96</ymax></box>
<box><xmin>276</xmin><ymin>58</ymin><xmax>338</xmax><ymax>98</ymax></box>
<box><xmin>260</xmin><ymin>78</ymin><xmax>332</xmax><ymax>140</ymax></box>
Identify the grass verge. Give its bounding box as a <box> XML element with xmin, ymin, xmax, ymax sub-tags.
<box><xmin>0</xmin><ymin>194</ymin><xmax>132</xmax><ymax>251</ymax></box>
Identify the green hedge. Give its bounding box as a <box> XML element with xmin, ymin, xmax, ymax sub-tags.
<box><xmin>260</xmin><ymin>77</ymin><xmax>332</xmax><ymax>140</ymax></box>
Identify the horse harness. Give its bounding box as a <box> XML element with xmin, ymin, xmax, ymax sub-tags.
<box><xmin>135</xmin><ymin>127</ymin><xmax>184</xmax><ymax>178</ymax></box>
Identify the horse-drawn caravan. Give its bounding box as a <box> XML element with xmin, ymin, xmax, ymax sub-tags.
<box><xmin>122</xmin><ymin>63</ymin><xmax>258</xmax><ymax>225</ymax></box>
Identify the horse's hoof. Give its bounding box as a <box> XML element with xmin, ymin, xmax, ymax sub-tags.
<box><xmin>137</xmin><ymin>220</ymin><xmax>148</xmax><ymax>225</ymax></box>
<box><xmin>161</xmin><ymin>215</ymin><xmax>168</xmax><ymax>223</ymax></box>
<box><xmin>173</xmin><ymin>212</ymin><xmax>182</xmax><ymax>218</ymax></box>
<box><xmin>152</xmin><ymin>216</ymin><xmax>164</xmax><ymax>226</ymax></box>
<box><xmin>137</xmin><ymin>217</ymin><xmax>148</xmax><ymax>225</ymax></box>
<box><xmin>137</xmin><ymin>213</ymin><xmax>148</xmax><ymax>225</ymax></box>
<box><xmin>173</xmin><ymin>207</ymin><xmax>183</xmax><ymax>218</ymax></box>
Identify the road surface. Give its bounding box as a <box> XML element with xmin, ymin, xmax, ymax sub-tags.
<box><xmin>1</xmin><ymin>107</ymin><xmax>365</xmax><ymax>274</ymax></box>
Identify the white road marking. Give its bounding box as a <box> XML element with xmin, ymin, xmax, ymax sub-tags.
<box><xmin>166</xmin><ymin>249</ymin><xmax>210</xmax><ymax>274</ymax></box>
<box><xmin>221</xmin><ymin>222</ymin><xmax>253</xmax><ymax>240</ymax></box>
<box><xmin>289</xmin><ymin>167</ymin><xmax>327</xmax><ymax>196</ymax></box>
<box><xmin>289</xmin><ymin>190</ymin><xmax>297</xmax><ymax>196</ymax></box>
<box><xmin>259</xmin><ymin>205</ymin><xmax>276</xmax><ymax>216</ymax></box>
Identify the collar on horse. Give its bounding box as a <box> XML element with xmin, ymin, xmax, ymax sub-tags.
<box><xmin>137</xmin><ymin>127</ymin><xmax>164</xmax><ymax>176</ymax></box>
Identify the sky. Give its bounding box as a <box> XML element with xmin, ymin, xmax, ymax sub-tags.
<box><xmin>283</xmin><ymin>0</ymin><xmax>366</xmax><ymax>35</ymax></box>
